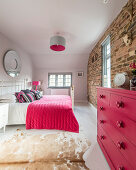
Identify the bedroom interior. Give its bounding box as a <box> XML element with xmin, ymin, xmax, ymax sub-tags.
<box><xmin>0</xmin><ymin>0</ymin><xmax>136</xmax><ymax>170</ymax></box>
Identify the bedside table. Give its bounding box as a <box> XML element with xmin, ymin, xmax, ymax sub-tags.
<box><xmin>0</xmin><ymin>104</ymin><xmax>9</xmax><ymax>133</ymax></box>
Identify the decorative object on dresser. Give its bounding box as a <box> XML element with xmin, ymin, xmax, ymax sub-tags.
<box><xmin>3</xmin><ymin>50</ymin><xmax>21</xmax><ymax>78</ymax></box>
<box><xmin>32</xmin><ymin>81</ymin><xmax>41</xmax><ymax>91</ymax></box>
<box><xmin>130</xmin><ymin>62</ymin><xmax>136</xmax><ymax>91</ymax></box>
<box><xmin>97</xmin><ymin>87</ymin><xmax>136</xmax><ymax>169</ymax></box>
<box><xmin>0</xmin><ymin>104</ymin><xmax>9</xmax><ymax>133</ymax></box>
<box><xmin>114</xmin><ymin>72</ymin><xmax>129</xmax><ymax>89</ymax></box>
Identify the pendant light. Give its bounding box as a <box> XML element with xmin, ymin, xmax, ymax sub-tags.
<box><xmin>50</xmin><ymin>35</ymin><xmax>66</xmax><ymax>51</ymax></box>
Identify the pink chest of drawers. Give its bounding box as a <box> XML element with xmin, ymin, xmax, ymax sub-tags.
<box><xmin>97</xmin><ymin>87</ymin><xmax>136</xmax><ymax>170</ymax></box>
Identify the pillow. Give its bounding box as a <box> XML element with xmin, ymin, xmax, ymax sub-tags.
<box><xmin>30</xmin><ymin>89</ymin><xmax>42</xmax><ymax>100</ymax></box>
<box><xmin>21</xmin><ymin>89</ymin><xmax>36</xmax><ymax>102</ymax></box>
<box><xmin>25</xmin><ymin>92</ymin><xmax>36</xmax><ymax>102</ymax></box>
<box><xmin>15</xmin><ymin>91</ymin><xmax>30</xmax><ymax>103</ymax></box>
<box><xmin>15</xmin><ymin>92</ymin><xmax>25</xmax><ymax>103</ymax></box>
<box><xmin>21</xmin><ymin>89</ymin><xmax>30</xmax><ymax>93</ymax></box>
<box><xmin>15</xmin><ymin>92</ymin><xmax>19</xmax><ymax>102</ymax></box>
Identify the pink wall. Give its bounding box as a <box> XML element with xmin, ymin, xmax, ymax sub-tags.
<box><xmin>33</xmin><ymin>68</ymin><xmax>87</xmax><ymax>102</ymax></box>
<box><xmin>0</xmin><ymin>33</ymin><xmax>33</xmax><ymax>92</ymax></box>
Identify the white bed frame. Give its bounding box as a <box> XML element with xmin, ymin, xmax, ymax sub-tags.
<box><xmin>0</xmin><ymin>81</ymin><xmax>74</xmax><ymax>125</ymax></box>
<box><xmin>70</xmin><ymin>86</ymin><xmax>74</xmax><ymax>110</ymax></box>
<box><xmin>0</xmin><ymin>79</ymin><xmax>28</xmax><ymax>96</ymax></box>
<box><xmin>0</xmin><ymin>79</ymin><xmax>30</xmax><ymax>125</ymax></box>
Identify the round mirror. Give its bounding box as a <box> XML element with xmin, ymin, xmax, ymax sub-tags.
<box><xmin>3</xmin><ymin>50</ymin><xmax>21</xmax><ymax>77</ymax></box>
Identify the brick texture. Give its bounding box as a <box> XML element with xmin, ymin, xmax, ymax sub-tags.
<box><xmin>87</xmin><ymin>0</ymin><xmax>136</xmax><ymax>107</ymax></box>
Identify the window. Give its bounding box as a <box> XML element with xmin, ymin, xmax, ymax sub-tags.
<box><xmin>102</xmin><ymin>36</ymin><xmax>111</xmax><ymax>87</ymax></box>
<box><xmin>48</xmin><ymin>73</ymin><xmax>72</xmax><ymax>88</ymax></box>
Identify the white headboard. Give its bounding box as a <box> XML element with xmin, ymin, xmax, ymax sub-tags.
<box><xmin>51</xmin><ymin>89</ymin><xmax>69</xmax><ymax>95</ymax></box>
<box><xmin>0</xmin><ymin>79</ymin><xmax>29</xmax><ymax>96</ymax></box>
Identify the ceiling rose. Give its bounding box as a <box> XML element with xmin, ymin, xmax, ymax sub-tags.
<box><xmin>50</xmin><ymin>35</ymin><xmax>66</xmax><ymax>51</ymax></box>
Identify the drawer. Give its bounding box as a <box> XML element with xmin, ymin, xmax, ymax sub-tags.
<box><xmin>97</xmin><ymin>126</ymin><xmax>133</xmax><ymax>170</ymax></box>
<box><xmin>97</xmin><ymin>91</ymin><xmax>109</xmax><ymax>127</ymax></box>
<box><xmin>97</xmin><ymin>89</ymin><xmax>110</xmax><ymax>106</ymax></box>
<box><xmin>122</xmin><ymin>96</ymin><xmax>136</xmax><ymax>121</ymax></box>
<box><xmin>100</xmin><ymin>106</ymin><xmax>136</xmax><ymax>146</ymax></box>
<box><xmin>101</xmin><ymin>121</ymin><xmax>136</xmax><ymax>168</ymax></box>
<box><xmin>0</xmin><ymin>113</ymin><xmax>8</xmax><ymax>120</ymax></box>
<box><xmin>97</xmin><ymin>110</ymin><xmax>106</xmax><ymax>127</ymax></box>
<box><xmin>0</xmin><ymin>112</ymin><xmax>7</xmax><ymax>117</ymax></box>
<box><xmin>110</xmin><ymin>94</ymin><xmax>122</xmax><ymax>110</ymax></box>
<box><xmin>110</xmin><ymin>94</ymin><xmax>136</xmax><ymax>121</ymax></box>
<box><xmin>97</xmin><ymin>104</ymin><xmax>109</xmax><ymax>127</ymax></box>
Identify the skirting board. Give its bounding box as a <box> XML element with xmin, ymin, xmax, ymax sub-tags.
<box><xmin>75</xmin><ymin>100</ymin><xmax>88</xmax><ymax>103</ymax></box>
<box><xmin>83</xmin><ymin>103</ymin><xmax>110</xmax><ymax>170</ymax></box>
<box><xmin>88</xmin><ymin>102</ymin><xmax>97</xmax><ymax>115</ymax></box>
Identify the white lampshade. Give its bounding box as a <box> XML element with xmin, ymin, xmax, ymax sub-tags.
<box><xmin>50</xmin><ymin>35</ymin><xmax>66</xmax><ymax>51</ymax></box>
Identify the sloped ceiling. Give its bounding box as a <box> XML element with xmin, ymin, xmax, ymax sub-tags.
<box><xmin>0</xmin><ymin>0</ymin><xmax>128</xmax><ymax>69</ymax></box>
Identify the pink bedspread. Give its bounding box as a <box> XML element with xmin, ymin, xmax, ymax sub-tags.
<box><xmin>26</xmin><ymin>95</ymin><xmax>79</xmax><ymax>133</ymax></box>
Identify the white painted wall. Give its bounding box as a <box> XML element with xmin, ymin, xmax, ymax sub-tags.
<box><xmin>0</xmin><ymin>33</ymin><xmax>33</xmax><ymax>94</ymax></box>
<box><xmin>33</xmin><ymin>68</ymin><xmax>87</xmax><ymax>102</ymax></box>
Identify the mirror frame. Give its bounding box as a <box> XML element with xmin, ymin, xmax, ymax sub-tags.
<box><xmin>3</xmin><ymin>50</ymin><xmax>21</xmax><ymax>78</ymax></box>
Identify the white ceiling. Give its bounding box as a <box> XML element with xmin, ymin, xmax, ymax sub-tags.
<box><xmin>0</xmin><ymin>0</ymin><xmax>128</xmax><ymax>69</ymax></box>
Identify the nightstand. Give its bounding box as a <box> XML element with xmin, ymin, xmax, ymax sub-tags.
<box><xmin>0</xmin><ymin>104</ymin><xmax>9</xmax><ymax>133</ymax></box>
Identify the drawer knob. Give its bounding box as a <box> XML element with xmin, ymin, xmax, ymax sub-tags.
<box><xmin>100</xmin><ymin>135</ymin><xmax>105</xmax><ymax>140</ymax></box>
<box><xmin>100</xmin><ymin>120</ymin><xmax>104</xmax><ymax>124</ymax></box>
<box><xmin>100</xmin><ymin>107</ymin><xmax>104</xmax><ymax>111</ymax></box>
<box><xmin>118</xmin><ymin>166</ymin><xmax>125</xmax><ymax>170</ymax></box>
<box><xmin>116</xmin><ymin>121</ymin><xmax>124</xmax><ymax>128</ymax></box>
<box><xmin>116</xmin><ymin>101</ymin><xmax>124</xmax><ymax>108</ymax></box>
<box><xmin>100</xmin><ymin>95</ymin><xmax>104</xmax><ymax>99</ymax></box>
<box><xmin>117</xmin><ymin>142</ymin><xmax>125</xmax><ymax>150</ymax></box>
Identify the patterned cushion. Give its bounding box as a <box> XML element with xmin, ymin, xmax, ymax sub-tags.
<box><xmin>15</xmin><ymin>92</ymin><xmax>26</xmax><ymax>103</ymax></box>
<box><xmin>21</xmin><ymin>89</ymin><xmax>30</xmax><ymax>93</ymax></box>
<box><xmin>25</xmin><ymin>92</ymin><xmax>36</xmax><ymax>102</ymax></box>
<box><xmin>15</xmin><ymin>91</ymin><xmax>30</xmax><ymax>103</ymax></box>
<box><xmin>15</xmin><ymin>92</ymin><xmax>19</xmax><ymax>102</ymax></box>
<box><xmin>30</xmin><ymin>89</ymin><xmax>42</xmax><ymax>100</ymax></box>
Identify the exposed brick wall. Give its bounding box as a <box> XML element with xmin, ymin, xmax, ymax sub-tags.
<box><xmin>87</xmin><ymin>0</ymin><xmax>136</xmax><ymax>107</ymax></box>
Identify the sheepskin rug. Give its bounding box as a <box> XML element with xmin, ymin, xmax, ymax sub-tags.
<box><xmin>0</xmin><ymin>129</ymin><xmax>91</xmax><ymax>170</ymax></box>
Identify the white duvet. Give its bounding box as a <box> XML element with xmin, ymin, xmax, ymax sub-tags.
<box><xmin>8</xmin><ymin>103</ymin><xmax>29</xmax><ymax>125</ymax></box>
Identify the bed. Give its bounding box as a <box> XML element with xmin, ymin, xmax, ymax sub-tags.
<box><xmin>26</xmin><ymin>95</ymin><xmax>79</xmax><ymax>133</ymax></box>
<box><xmin>6</xmin><ymin>86</ymin><xmax>78</xmax><ymax>133</ymax></box>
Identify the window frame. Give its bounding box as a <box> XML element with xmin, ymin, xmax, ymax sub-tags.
<box><xmin>48</xmin><ymin>73</ymin><xmax>72</xmax><ymax>88</ymax></box>
<box><xmin>101</xmin><ymin>36</ymin><xmax>111</xmax><ymax>88</ymax></box>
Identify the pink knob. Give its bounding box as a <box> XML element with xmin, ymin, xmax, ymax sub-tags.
<box><xmin>100</xmin><ymin>120</ymin><xmax>104</xmax><ymax>124</ymax></box>
<box><xmin>100</xmin><ymin>107</ymin><xmax>104</xmax><ymax>111</ymax></box>
<box><xmin>116</xmin><ymin>101</ymin><xmax>124</xmax><ymax>108</ymax></box>
<box><xmin>100</xmin><ymin>135</ymin><xmax>105</xmax><ymax>140</ymax></box>
<box><xmin>117</xmin><ymin>142</ymin><xmax>125</xmax><ymax>150</ymax></box>
<box><xmin>100</xmin><ymin>95</ymin><xmax>104</xmax><ymax>99</ymax></box>
<box><xmin>116</xmin><ymin>121</ymin><xmax>124</xmax><ymax>128</ymax></box>
<box><xmin>118</xmin><ymin>166</ymin><xmax>125</xmax><ymax>170</ymax></box>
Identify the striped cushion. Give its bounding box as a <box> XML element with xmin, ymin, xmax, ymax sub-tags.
<box><xmin>30</xmin><ymin>89</ymin><xmax>42</xmax><ymax>100</ymax></box>
<box><xmin>25</xmin><ymin>92</ymin><xmax>36</xmax><ymax>102</ymax></box>
<box><xmin>15</xmin><ymin>91</ymin><xmax>30</xmax><ymax>103</ymax></box>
